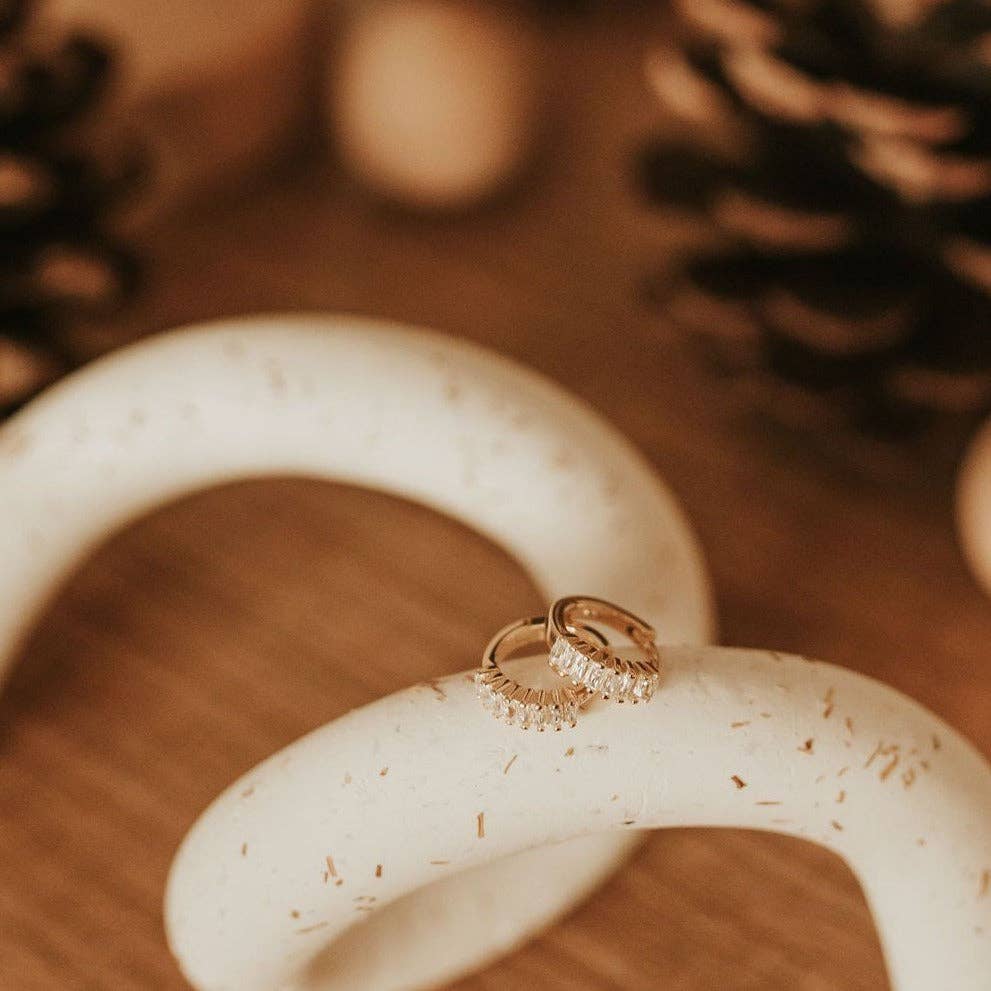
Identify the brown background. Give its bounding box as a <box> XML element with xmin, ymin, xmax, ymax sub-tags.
<box><xmin>2</xmin><ymin>9</ymin><xmax>989</xmax><ymax>990</ymax></box>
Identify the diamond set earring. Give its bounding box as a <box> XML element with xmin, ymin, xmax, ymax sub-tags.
<box><xmin>475</xmin><ymin>596</ymin><xmax>661</xmax><ymax>729</ymax></box>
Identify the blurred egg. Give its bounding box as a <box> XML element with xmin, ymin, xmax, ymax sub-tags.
<box><xmin>330</xmin><ymin>0</ymin><xmax>542</xmax><ymax>210</ymax></box>
<box><xmin>957</xmin><ymin>416</ymin><xmax>991</xmax><ymax>597</ymax></box>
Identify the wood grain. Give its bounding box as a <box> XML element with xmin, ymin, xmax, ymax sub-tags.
<box><xmin>2</xmin><ymin>7</ymin><xmax>988</xmax><ymax>989</ymax></box>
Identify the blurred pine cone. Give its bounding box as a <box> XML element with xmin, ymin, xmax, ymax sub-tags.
<box><xmin>642</xmin><ymin>0</ymin><xmax>991</xmax><ymax>436</ymax></box>
<box><xmin>0</xmin><ymin>0</ymin><xmax>139</xmax><ymax>417</ymax></box>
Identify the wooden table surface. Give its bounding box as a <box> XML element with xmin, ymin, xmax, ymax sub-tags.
<box><xmin>2</xmin><ymin>8</ymin><xmax>989</xmax><ymax>990</ymax></box>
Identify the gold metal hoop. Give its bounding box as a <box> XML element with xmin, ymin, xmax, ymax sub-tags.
<box><xmin>474</xmin><ymin>616</ymin><xmax>600</xmax><ymax>730</ymax></box>
<box><xmin>546</xmin><ymin>596</ymin><xmax>660</xmax><ymax>704</ymax></box>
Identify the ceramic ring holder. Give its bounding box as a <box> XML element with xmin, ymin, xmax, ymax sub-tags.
<box><xmin>0</xmin><ymin>316</ymin><xmax>987</xmax><ymax>991</ymax></box>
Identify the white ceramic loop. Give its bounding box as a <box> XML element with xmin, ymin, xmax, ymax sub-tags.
<box><xmin>0</xmin><ymin>315</ymin><xmax>713</xmax><ymax>989</ymax></box>
<box><xmin>1</xmin><ymin>317</ymin><xmax>987</xmax><ymax>991</ymax></box>
<box><xmin>173</xmin><ymin>645</ymin><xmax>991</xmax><ymax>991</ymax></box>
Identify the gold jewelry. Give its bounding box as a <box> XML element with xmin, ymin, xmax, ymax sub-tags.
<box><xmin>546</xmin><ymin>595</ymin><xmax>660</xmax><ymax>704</ymax></box>
<box><xmin>474</xmin><ymin>617</ymin><xmax>598</xmax><ymax>730</ymax></box>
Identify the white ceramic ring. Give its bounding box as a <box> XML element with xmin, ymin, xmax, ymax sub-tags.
<box><xmin>0</xmin><ymin>314</ymin><xmax>714</xmax><ymax>990</ymax></box>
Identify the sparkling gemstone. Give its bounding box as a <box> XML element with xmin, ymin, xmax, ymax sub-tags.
<box><xmin>613</xmin><ymin>671</ymin><xmax>633</xmax><ymax>698</ymax></box>
<box><xmin>552</xmin><ymin>642</ymin><xmax>573</xmax><ymax>675</ymax></box>
<box><xmin>585</xmin><ymin>663</ymin><xmax>606</xmax><ymax>692</ymax></box>
<box><xmin>568</xmin><ymin>643</ymin><xmax>584</xmax><ymax>666</ymax></box>
<box><xmin>570</xmin><ymin>656</ymin><xmax>588</xmax><ymax>683</ymax></box>
<box><xmin>632</xmin><ymin>677</ymin><xmax>651</xmax><ymax>701</ymax></box>
<box><xmin>601</xmin><ymin>673</ymin><xmax>619</xmax><ymax>697</ymax></box>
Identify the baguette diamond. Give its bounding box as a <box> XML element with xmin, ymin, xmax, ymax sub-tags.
<box><xmin>548</xmin><ymin>635</ymin><xmax>659</xmax><ymax>704</ymax></box>
<box><xmin>474</xmin><ymin>670</ymin><xmax>580</xmax><ymax>730</ymax></box>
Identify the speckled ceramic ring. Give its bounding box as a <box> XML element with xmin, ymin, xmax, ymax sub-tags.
<box><xmin>474</xmin><ymin>616</ymin><xmax>598</xmax><ymax>730</ymax></box>
<box><xmin>546</xmin><ymin>595</ymin><xmax>660</xmax><ymax>704</ymax></box>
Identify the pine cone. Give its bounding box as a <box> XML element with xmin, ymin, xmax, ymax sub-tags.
<box><xmin>0</xmin><ymin>0</ymin><xmax>139</xmax><ymax>417</ymax></box>
<box><xmin>642</xmin><ymin>0</ymin><xmax>991</xmax><ymax>436</ymax></box>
